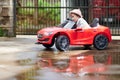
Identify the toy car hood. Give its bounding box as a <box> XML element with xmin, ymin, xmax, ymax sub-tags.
<box><xmin>37</xmin><ymin>27</ymin><xmax>65</xmax><ymax>33</ymax></box>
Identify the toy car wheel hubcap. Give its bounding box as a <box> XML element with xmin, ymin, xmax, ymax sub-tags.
<box><xmin>94</xmin><ymin>35</ymin><xmax>108</xmax><ymax>49</ymax></box>
<box><xmin>60</xmin><ymin>37</ymin><xmax>69</xmax><ymax>49</ymax></box>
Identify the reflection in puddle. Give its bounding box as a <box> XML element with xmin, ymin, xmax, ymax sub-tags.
<box><xmin>37</xmin><ymin>53</ymin><xmax>112</xmax><ymax>76</ymax></box>
<box><xmin>13</xmin><ymin>51</ymin><xmax>120</xmax><ymax>80</ymax></box>
<box><xmin>16</xmin><ymin>67</ymin><xmax>37</xmax><ymax>80</ymax></box>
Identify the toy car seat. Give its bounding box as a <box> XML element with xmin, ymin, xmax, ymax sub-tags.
<box><xmin>90</xmin><ymin>18</ymin><xmax>99</xmax><ymax>27</ymax></box>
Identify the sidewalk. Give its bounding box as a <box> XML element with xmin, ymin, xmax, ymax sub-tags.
<box><xmin>0</xmin><ymin>35</ymin><xmax>120</xmax><ymax>40</ymax></box>
<box><xmin>0</xmin><ymin>35</ymin><xmax>119</xmax><ymax>79</ymax></box>
<box><xmin>0</xmin><ymin>35</ymin><xmax>38</xmax><ymax>80</ymax></box>
<box><xmin>112</xmin><ymin>36</ymin><xmax>120</xmax><ymax>40</ymax></box>
<box><xmin>0</xmin><ymin>35</ymin><xmax>120</xmax><ymax>41</ymax></box>
<box><xmin>17</xmin><ymin>35</ymin><xmax>120</xmax><ymax>39</ymax></box>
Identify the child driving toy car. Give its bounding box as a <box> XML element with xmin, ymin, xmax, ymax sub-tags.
<box><xmin>70</xmin><ymin>9</ymin><xmax>91</xmax><ymax>29</ymax></box>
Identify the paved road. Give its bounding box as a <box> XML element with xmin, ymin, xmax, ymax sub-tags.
<box><xmin>0</xmin><ymin>35</ymin><xmax>120</xmax><ymax>80</ymax></box>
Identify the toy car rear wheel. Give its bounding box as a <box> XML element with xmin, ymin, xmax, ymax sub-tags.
<box><xmin>94</xmin><ymin>34</ymin><xmax>108</xmax><ymax>50</ymax></box>
<box><xmin>55</xmin><ymin>35</ymin><xmax>69</xmax><ymax>51</ymax></box>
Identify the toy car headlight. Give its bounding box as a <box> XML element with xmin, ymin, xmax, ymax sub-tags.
<box><xmin>38</xmin><ymin>34</ymin><xmax>43</xmax><ymax>38</ymax></box>
<box><xmin>44</xmin><ymin>32</ymin><xmax>53</xmax><ymax>36</ymax></box>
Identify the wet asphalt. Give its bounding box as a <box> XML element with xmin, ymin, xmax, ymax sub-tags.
<box><xmin>0</xmin><ymin>35</ymin><xmax>120</xmax><ymax>80</ymax></box>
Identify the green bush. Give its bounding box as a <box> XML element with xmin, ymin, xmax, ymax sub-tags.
<box><xmin>18</xmin><ymin>2</ymin><xmax>34</xmax><ymax>15</ymax></box>
<box><xmin>0</xmin><ymin>27</ymin><xmax>3</xmax><ymax>36</ymax></box>
<box><xmin>18</xmin><ymin>0</ymin><xmax>61</xmax><ymax>25</ymax></box>
<box><xmin>18</xmin><ymin>0</ymin><xmax>60</xmax><ymax>16</ymax></box>
<box><xmin>0</xmin><ymin>28</ymin><xmax>8</xmax><ymax>37</ymax></box>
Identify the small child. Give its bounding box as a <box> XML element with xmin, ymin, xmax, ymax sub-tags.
<box><xmin>70</xmin><ymin>9</ymin><xmax>91</xmax><ymax>29</ymax></box>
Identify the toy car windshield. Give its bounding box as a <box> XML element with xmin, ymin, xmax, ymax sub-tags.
<box><xmin>58</xmin><ymin>19</ymin><xmax>76</xmax><ymax>29</ymax></box>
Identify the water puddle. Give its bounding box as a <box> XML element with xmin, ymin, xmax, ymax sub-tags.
<box><xmin>10</xmin><ymin>51</ymin><xmax>120</xmax><ymax>80</ymax></box>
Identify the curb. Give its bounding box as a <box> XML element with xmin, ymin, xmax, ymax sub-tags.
<box><xmin>0</xmin><ymin>35</ymin><xmax>120</xmax><ymax>41</ymax></box>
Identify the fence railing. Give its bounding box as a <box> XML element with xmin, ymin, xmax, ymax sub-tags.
<box><xmin>15</xmin><ymin>0</ymin><xmax>120</xmax><ymax>35</ymax></box>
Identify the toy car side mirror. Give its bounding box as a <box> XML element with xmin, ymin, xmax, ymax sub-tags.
<box><xmin>75</xmin><ymin>27</ymin><xmax>82</xmax><ymax>31</ymax></box>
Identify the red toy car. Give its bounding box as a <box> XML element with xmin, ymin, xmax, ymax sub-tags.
<box><xmin>36</xmin><ymin>18</ymin><xmax>111</xmax><ymax>51</ymax></box>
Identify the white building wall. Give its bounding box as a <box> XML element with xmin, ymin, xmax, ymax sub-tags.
<box><xmin>60</xmin><ymin>0</ymin><xmax>67</xmax><ymax>23</ymax></box>
<box><xmin>60</xmin><ymin>0</ymin><xmax>73</xmax><ymax>23</ymax></box>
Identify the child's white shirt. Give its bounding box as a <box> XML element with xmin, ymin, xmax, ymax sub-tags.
<box><xmin>76</xmin><ymin>18</ymin><xmax>91</xmax><ymax>29</ymax></box>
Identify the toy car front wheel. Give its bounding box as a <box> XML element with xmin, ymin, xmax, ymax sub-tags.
<box><xmin>94</xmin><ymin>34</ymin><xmax>108</xmax><ymax>50</ymax></box>
<box><xmin>42</xmin><ymin>42</ymin><xmax>54</xmax><ymax>48</ymax></box>
<box><xmin>55</xmin><ymin>35</ymin><xmax>69</xmax><ymax>51</ymax></box>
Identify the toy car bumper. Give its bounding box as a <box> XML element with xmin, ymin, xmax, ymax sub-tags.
<box><xmin>36</xmin><ymin>38</ymin><xmax>50</xmax><ymax>44</ymax></box>
<box><xmin>36</xmin><ymin>34</ymin><xmax>52</xmax><ymax>44</ymax></box>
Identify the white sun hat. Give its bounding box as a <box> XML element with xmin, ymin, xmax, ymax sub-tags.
<box><xmin>70</xmin><ymin>9</ymin><xmax>83</xmax><ymax>18</ymax></box>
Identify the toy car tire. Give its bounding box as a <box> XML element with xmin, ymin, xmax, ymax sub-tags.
<box><xmin>84</xmin><ymin>44</ymin><xmax>91</xmax><ymax>47</ymax></box>
<box><xmin>42</xmin><ymin>43</ymin><xmax>54</xmax><ymax>48</ymax></box>
<box><xmin>55</xmin><ymin>35</ymin><xmax>69</xmax><ymax>51</ymax></box>
<box><xmin>94</xmin><ymin>34</ymin><xmax>108</xmax><ymax>50</ymax></box>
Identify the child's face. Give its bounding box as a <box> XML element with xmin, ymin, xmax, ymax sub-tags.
<box><xmin>71</xmin><ymin>13</ymin><xmax>79</xmax><ymax>22</ymax></box>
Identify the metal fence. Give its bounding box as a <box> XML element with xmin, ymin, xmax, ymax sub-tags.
<box><xmin>15</xmin><ymin>0</ymin><xmax>120</xmax><ymax>35</ymax></box>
